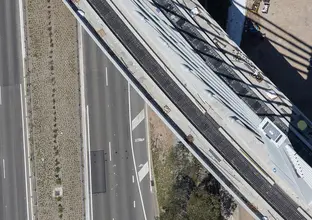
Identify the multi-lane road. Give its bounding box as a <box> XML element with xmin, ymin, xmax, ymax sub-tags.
<box><xmin>82</xmin><ymin>29</ymin><xmax>157</xmax><ymax>220</ymax></box>
<box><xmin>0</xmin><ymin>0</ymin><xmax>28</xmax><ymax>219</ymax></box>
<box><xmin>0</xmin><ymin>0</ymin><xmax>158</xmax><ymax>218</ymax></box>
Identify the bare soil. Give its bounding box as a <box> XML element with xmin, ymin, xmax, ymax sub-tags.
<box><xmin>25</xmin><ymin>0</ymin><xmax>83</xmax><ymax>219</ymax></box>
<box><xmin>148</xmin><ymin>107</ymin><xmax>176</xmax><ymax>209</ymax></box>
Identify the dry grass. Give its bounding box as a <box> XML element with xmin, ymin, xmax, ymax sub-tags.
<box><xmin>148</xmin><ymin>108</ymin><xmax>176</xmax><ymax>211</ymax></box>
<box><xmin>25</xmin><ymin>0</ymin><xmax>83</xmax><ymax>219</ymax></box>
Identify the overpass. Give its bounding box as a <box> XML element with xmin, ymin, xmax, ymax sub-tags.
<box><xmin>64</xmin><ymin>0</ymin><xmax>312</xmax><ymax>219</ymax></box>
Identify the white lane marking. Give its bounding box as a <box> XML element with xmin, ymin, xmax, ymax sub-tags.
<box><xmin>133</xmin><ymin>200</ymin><xmax>136</xmax><ymax>208</ymax></box>
<box><xmin>0</xmin><ymin>86</ymin><xmax>2</xmax><ymax>105</ymax></box>
<box><xmin>86</xmin><ymin>105</ymin><xmax>94</xmax><ymax>220</ymax></box>
<box><xmin>138</xmin><ymin>162</ymin><xmax>149</xmax><ymax>182</ymax></box>
<box><xmin>3</xmin><ymin>159</ymin><xmax>5</xmax><ymax>179</ymax></box>
<box><xmin>105</xmin><ymin>67</ymin><xmax>108</xmax><ymax>86</ymax></box>
<box><xmin>128</xmin><ymin>83</ymin><xmax>147</xmax><ymax>220</ymax></box>
<box><xmin>78</xmin><ymin>25</ymin><xmax>92</xmax><ymax>220</ymax></box>
<box><xmin>144</xmin><ymin>104</ymin><xmax>153</xmax><ymax>192</ymax></box>
<box><xmin>131</xmin><ymin>109</ymin><xmax>145</xmax><ymax>131</ymax></box>
<box><xmin>20</xmin><ymin>84</ymin><xmax>33</xmax><ymax>220</ymax></box>
<box><xmin>4</xmin><ymin>205</ymin><xmax>7</xmax><ymax>218</ymax></box>
<box><xmin>109</xmin><ymin>141</ymin><xmax>112</xmax><ymax>161</ymax></box>
<box><xmin>132</xmin><ymin>175</ymin><xmax>135</xmax><ymax>183</ymax></box>
<box><xmin>134</xmin><ymin>138</ymin><xmax>145</xmax><ymax>142</ymax></box>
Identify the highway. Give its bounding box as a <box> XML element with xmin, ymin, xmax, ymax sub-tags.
<box><xmin>76</xmin><ymin>0</ymin><xmax>309</xmax><ymax>218</ymax></box>
<box><xmin>83</xmin><ymin>30</ymin><xmax>157</xmax><ymax>220</ymax></box>
<box><xmin>0</xmin><ymin>0</ymin><xmax>27</xmax><ymax>219</ymax></box>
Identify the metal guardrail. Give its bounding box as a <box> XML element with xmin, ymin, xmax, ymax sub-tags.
<box><xmin>63</xmin><ymin>1</ymin><xmax>263</xmax><ymax>218</ymax></box>
<box><xmin>80</xmin><ymin>0</ymin><xmax>307</xmax><ymax>219</ymax></box>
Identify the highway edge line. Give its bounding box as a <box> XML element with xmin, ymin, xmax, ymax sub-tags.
<box><xmin>128</xmin><ymin>83</ymin><xmax>147</xmax><ymax>220</ymax></box>
<box><xmin>18</xmin><ymin>0</ymin><xmax>34</xmax><ymax>217</ymax></box>
<box><xmin>144</xmin><ymin>103</ymin><xmax>160</xmax><ymax>218</ymax></box>
<box><xmin>61</xmin><ymin>2</ymin><xmax>259</xmax><ymax>219</ymax></box>
<box><xmin>78</xmin><ymin>24</ymin><xmax>93</xmax><ymax>220</ymax></box>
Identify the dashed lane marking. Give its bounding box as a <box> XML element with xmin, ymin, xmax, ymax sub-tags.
<box><xmin>134</xmin><ymin>138</ymin><xmax>145</xmax><ymax>142</ymax></box>
<box><xmin>109</xmin><ymin>141</ymin><xmax>112</xmax><ymax>161</ymax></box>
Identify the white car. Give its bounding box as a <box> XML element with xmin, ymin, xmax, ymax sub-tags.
<box><xmin>77</xmin><ymin>9</ymin><xmax>85</xmax><ymax>17</ymax></box>
<box><xmin>190</xmin><ymin>7</ymin><xmax>200</xmax><ymax>18</ymax></box>
<box><xmin>262</xmin><ymin>4</ymin><xmax>270</xmax><ymax>13</ymax></box>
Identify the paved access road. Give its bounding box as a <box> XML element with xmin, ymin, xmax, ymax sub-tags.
<box><xmin>0</xmin><ymin>0</ymin><xmax>27</xmax><ymax>219</ymax></box>
<box><xmin>83</xmin><ymin>29</ymin><xmax>157</xmax><ymax>220</ymax></box>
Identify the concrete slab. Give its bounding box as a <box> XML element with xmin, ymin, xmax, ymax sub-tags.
<box><xmin>91</xmin><ymin>150</ymin><xmax>106</xmax><ymax>194</ymax></box>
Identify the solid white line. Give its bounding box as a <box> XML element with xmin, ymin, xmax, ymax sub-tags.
<box><xmin>18</xmin><ymin>0</ymin><xmax>32</xmax><ymax>214</ymax></box>
<box><xmin>0</xmin><ymin>86</ymin><xmax>2</xmax><ymax>105</ymax></box>
<box><xmin>138</xmin><ymin>162</ymin><xmax>149</xmax><ymax>182</ymax></box>
<box><xmin>105</xmin><ymin>67</ymin><xmax>108</xmax><ymax>86</ymax></box>
<box><xmin>20</xmin><ymin>84</ymin><xmax>32</xmax><ymax>220</ymax></box>
<box><xmin>2</xmin><ymin>159</ymin><xmax>5</xmax><ymax>179</ymax></box>
<box><xmin>128</xmin><ymin>83</ymin><xmax>147</xmax><ymax>220</ymax></box>
<box><xmin>79</xmin><ymin>25</ymin><xmax>93</xmax><ymax>220</ymax></box>
<box><xmin>87</xmin><ymin>106</ymin><xmax>94</xmax><ymax>220</ymax></box>
<box><xmin>109</xmin><ymin>141</ymin><xmax>112</xmax><ymax>161</ymax></box>
<box><xmin>131</xmin><ymin>109</ymin><xmax>145</xmax><ymax>130</ymax></box>
<box><xmin>133</xmin><ymin>200</ymin><xmax>136</xmax><ymax>208</ymax></box>
<box><xmin>144</xmin><ymin>104</ymin><xmax>153</xmax><ymax>192</ymax></box>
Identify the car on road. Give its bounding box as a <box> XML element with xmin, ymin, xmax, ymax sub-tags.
<box><xmin>77</xmin><ymin>9</ymin><xmax>85</xmax><ymax>17</ymax></box>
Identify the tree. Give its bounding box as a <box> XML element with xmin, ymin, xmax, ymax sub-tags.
<box><xmin>160</xmin><ymin>175</ymin><xmax>195</xmax><ymax>220</ymax></box>
<box><xmin>187</xmin><ymin>188</ymin><xmax>221</xmax><ymax>220</ymax></box>
<box><xmin>220</xmin><ymin>186</ymin><xmax>237</xmax><ymax>218</ymax></box>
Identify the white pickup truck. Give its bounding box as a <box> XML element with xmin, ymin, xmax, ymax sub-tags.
<box><xmin>262</xmin><ymin>0</ymin><xmax>270</xmax><ymax>13</ymax></box>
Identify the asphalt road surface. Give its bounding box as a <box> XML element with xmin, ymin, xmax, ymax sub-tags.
<box><xmin>0</xmin><ymin>0</ymin><xmax>27</xmax><ymax>219</ymax></box>
<box><xmin>83</xmin><ymin>30</ymin><xmax>157</xmax><ymax>220</ymax></box>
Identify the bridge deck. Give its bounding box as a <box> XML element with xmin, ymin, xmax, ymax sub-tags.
<box><xmin>85</xmin><ymin>0</ymin><xmax>307</xmax><ymax>219</ymax></box>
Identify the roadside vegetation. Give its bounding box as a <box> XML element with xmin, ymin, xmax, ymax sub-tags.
<box><xmin>149</xmin><ymin>109</ymin><xmax>236</xmax><ymax>220</ymax></box>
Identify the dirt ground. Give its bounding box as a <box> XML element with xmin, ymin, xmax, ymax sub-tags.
<box><xmin>25</xmin><ymin>0</ymin><xmax>83</xmax><ymax>219</ymax></box>
<box><xmin>241</xmin><ymin>0</ymin><xmax>312</xmax><ymax>119</ymax></box>
<box><xmin>148</xmin><ymin>107</ymin><xmax>176</xmax><ymax>212</ymax></box>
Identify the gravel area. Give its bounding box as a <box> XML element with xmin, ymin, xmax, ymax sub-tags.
<box><xmin>25</xmin><ymin>0</ymin><xmax>83</xmax><ymax>219</ymax></box>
